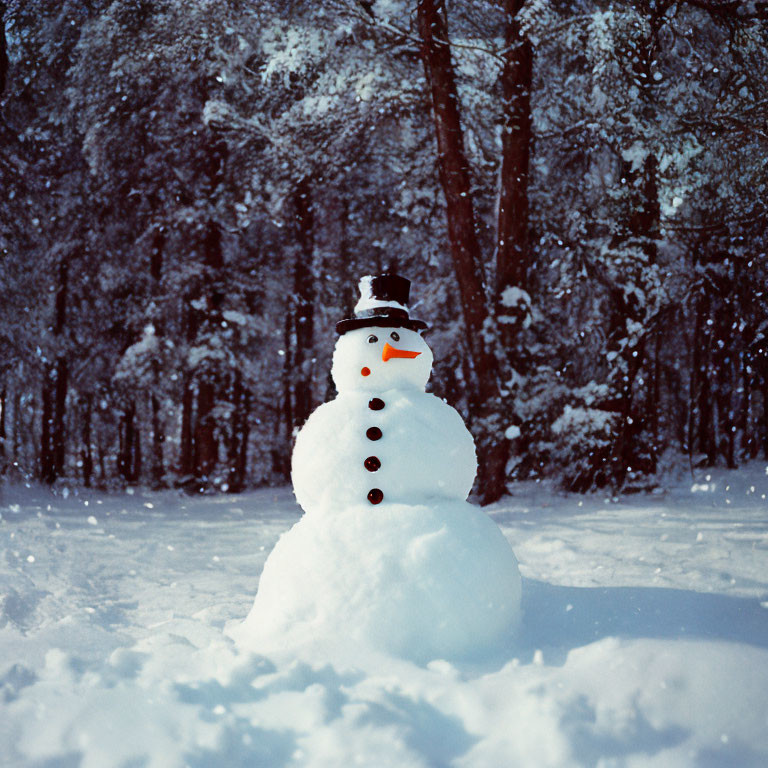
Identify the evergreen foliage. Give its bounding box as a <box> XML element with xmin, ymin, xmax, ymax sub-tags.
<box><xmin>1</xmin><ymin>0</ymin><xmax>766</xmax><ymax>496</ymax></box>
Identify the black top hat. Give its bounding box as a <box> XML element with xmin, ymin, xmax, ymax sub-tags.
<box><xmin>336</xmin><ymin>274</ymin><xmax>428</xmax><ymax>335</ymax></box>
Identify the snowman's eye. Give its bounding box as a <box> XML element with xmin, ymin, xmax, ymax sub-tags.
<box><xmin>367</xmin><ymin>334</ymin><xmax>378</xmax><ymax>344</ymax></box>
<box><xmin>390</xmin><ymin>331</ymin><xmax>400</xmax><ymax>341</ymax></box>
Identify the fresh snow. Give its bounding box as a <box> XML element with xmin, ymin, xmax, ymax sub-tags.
<box><xmin>552</xmin><ymin>404</ymin><xmax>616</xmax><ymax>437</ymax></box>
<box><xmin>2</xmin><ymin>463</ymin><xmax>768</xmax><ymax>767</ymax></box>
<box><xmin>499</xmin><ymin>285</ymin><xmax>531</xmax><ymax>310</ymax></box>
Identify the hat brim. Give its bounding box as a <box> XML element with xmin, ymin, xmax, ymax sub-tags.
<box><xmin>336</xmin><ymin>316</ymin><xmax>428</xmax><ymax>335</ymax></box>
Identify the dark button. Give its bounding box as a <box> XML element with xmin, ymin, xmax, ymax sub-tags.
<box><xmin>368</xmin><ymin>398</ymin><xmax>385</xmax><ymax>411</ymax></box>
<box><xmin>367</xmin><ymin>488</ymin><xmax>384</xmax><ymax>505</ymax></box>
<box><xmin>364</xmin><ymin>456</ymin><xmax>381</xmax><ymax>472</ymax></box>
<box><xmin>366</xmin><ymin>426</ymin><xmax>382</xmax><ymax>441</ymax></box>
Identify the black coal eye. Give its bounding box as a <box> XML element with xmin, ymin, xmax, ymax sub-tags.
<box><xmin>390</xmin><ymin>331</ymin><xmax>400</xmax><ymax>341</ymax></box>
<box><xmin>367</xmin><ymin>334</ymin><xmax>378</xmax><ymax>344</ymax></box>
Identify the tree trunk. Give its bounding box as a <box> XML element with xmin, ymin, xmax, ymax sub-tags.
<box><xmin>119</xmin><ymin>402</ymin><xmax>136</xmax><ymax>482</ymax></box>
<box><xmin>693</xmin><ymin>290</ymin><xmax>716</xmax><ymax>464</ymax></box>
<box><xmin>416</xmin><ymin>0</ymin><xmax>496</xmax><ymax>386</ymax></box>
<box><xmin>40</xmin><ymin>372</ymin><xmax>53</xmax><ymax>482</ymax></box>
<box><xmin>697</xmin><ymin>355</ymin><xmax>715</xmax><ymax>463</ymax></box>
<box><xmin>118</xmin><ymin>407</ymin><xmax>126</xmax><ymax>479</ymax></box>
<box><xmin>272</xmin><ymin>310</ymin><xmax>294</xmax><ymax>483</ymax></box>
<box><xmin>151</xmin><ymin>394</ymin><xmax>164</xmax><ymax>488</ymax></box>
<box><xmin>227</xmin><ymin>373</ymin><xmax>242</xmax><ymax>491</ymax></box>
<box><xmin>416</xmin><ymin>0</ymin><xmax>508</xmax><ymax>504</ymax></box>
<box><xmin>81</xmin><ymin>396</ymin><xmax>93</xmax><ymax>488</ymax></box>
<box><xmin>647</xmin><ymin>327</ymin><xmax>661</xmax><ymax>473</ymax></box>
<box><xmin>0</xmin><ymin>1</ymin><xmax>8</xmax><ymax>99</ymax></box>
<box><xmin>97</xmin><ymin>432</ymin><xmax>106</xmax><ymax>487</ymax></box>
<box><xmin>150</xmin><ymin>230</ymin><xmax>164</xmax><ymax>282</ymax></box>
<box><xmin>606</xmin><ymin>308</ymin><xmax>647</xmax><ymax>489</ymax></box>
<box><xmin>189</xmin><ymin>218</ymin><xmax>225</xmax><ymax>488</ymax></box>
<box><xmin>0</xmin><ymin>387</ymin><xmax>6</xmax><ymax>471</ymax></box>
<box><xmin>12</xmin><ymin>389</ymin><xmax>20</xmax><ymax>464</ymax></box>
<box><xmin>40</xmin><ymin>256</ymin><xmax>70</xmax><ymax>483</ymax></box>
<box><xmin>194</xmin><ymin>378</ymin><xmax>217</xmax><ymax>483</ymax></box>
<box><xmin>337</xmin><ymin>196</ymin><xmax>357</xmax><ymax>319</ymax></box>
<box><xmin>52</xmin><ymin>258</ymin><xmax>69</xmax><ymax>479</ymax></box>
<box><xmin>686</xmin><ymin>319</ymin><xmax>698</xmax><ymax>459</ymax></box>
<box><xmin>237</xmin><ymin>387</ymin><xmax>251</xmax><ymax>489</ymax></box>
<box><xmin>629</xmin><ymin>154</ymin><xmax>660</xmax><ymax>263</ymax></box>
<box><xmin>226</xmin><ymin>372</ymin><xmax>250</xmax><ymax>493</ymax></box>
<box><xmin>132</xmin><ymin>423</ymin><xmax>142</xmax><ymax>481</ymax></box>
<box><xmin>179</xmin><ymin>378</ymin><xmax>194</xmax><ymax>479</ymax></box>
<box><xmin>762</xmin><ymin>381</ymin><xmax>768</xmax><ymax>459</ymax></box>
<box><xmin>52</xmin><ymin>357</ymin><xmax>68</xmax><ymax>478</ymax></box>
<box><xmin>118</xmin><ymin>402</ymin><xmax>142</xmax><ymax>483</ymax></box>
<box><xmin>495</xmin><ymin>0</ymin><xmax>533</xmax><ymax>356</ymax></box>
<box><xmin>601</xmin><ymin>153</ymin><xmax>660</xmax><ymax>490</ymax></box>
<box><xmin>149</xmin><ymin>227</ymin><xmax>165</xmax><ymax>487</ymax></box>
<box><xmin>598</xmin><ymin>9</ymin><xmax>663</xmax><ymax>490</ymax></box>
<box><xmin>292</xmin><ymin>175</ymin><xmax>316</xmax><ymax>428</ymax></box>
<box><xmin>180</xmin><ymin>276</ymin><xmax>199</xmax><ymax>485</ymax></box>
<box><xmin>739</xmin><ymin>354</ymin><xmax>754</xmax><ymax>458</ymax></box>
<box><xmin>187</xmin><ymin>130</ymin><xmax>228</xmax><ymax>489</ymax></box>
<box><xmin>714</xmin><ymin>311</ymin><xmax>736</xmax><ymax>468</ymax></box>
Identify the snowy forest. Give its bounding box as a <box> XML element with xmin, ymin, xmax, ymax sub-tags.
<box><xmin>1</xmin><ymin>0</ymin><xmax>767</xmax><ymax>502</ymax></box>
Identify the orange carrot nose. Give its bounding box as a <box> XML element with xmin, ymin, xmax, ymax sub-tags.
<box><xmin>382</xmin><ymin>342</ymin><xmax>421</xmax><ymax>362</ymax></box>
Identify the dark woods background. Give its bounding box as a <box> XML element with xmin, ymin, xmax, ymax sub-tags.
<box><xmin>1</xmin><ymin>0</ymin><xmax>767</xmax><ymax>503</ymax></box>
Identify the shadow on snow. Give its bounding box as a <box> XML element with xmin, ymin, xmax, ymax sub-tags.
<box><xmin>517</xmin><ymin>578</ymin><xmax>768</xmax><ymax>664</ymax></box>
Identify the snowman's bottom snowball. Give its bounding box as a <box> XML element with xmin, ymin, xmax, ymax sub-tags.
<box><xmin>232</xmin><ymin>501</ymin><xmax>522</xmax><ymax>663</ymax></box>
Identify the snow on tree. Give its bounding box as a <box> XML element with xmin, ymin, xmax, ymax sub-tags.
<box><xmin>0</xmin><ymin>0</ymin><xmax>766</xmax><ymax>494</ymax></box>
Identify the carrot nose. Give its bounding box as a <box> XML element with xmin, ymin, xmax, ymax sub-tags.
<box><xmin>382</xmin><ymin>342</ymin><xmax>421</xmax><ymax>362</ymax></box>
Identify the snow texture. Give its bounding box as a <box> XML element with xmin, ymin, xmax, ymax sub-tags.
<box><xmin>552</xmin><ymin>405</ymin><xmax>616</xmax><ymax>437</ymax></box>
<box><xmin>500</xmin><ymin>285</ymin><xmax>531</xmax><ymax>309</ymax></box>
<box><xmin>291</xmin><ymin>391</ymin><xmax>476</xmax><ymax>510</ymax></box>
<box><xmin>2</xmin><ymin>463</ymin><xmax>768</xmax><ymax>767</ymax></box>
<box><xmin>236</xmin><ymin>324</ymin><xmax>521</xmax><ymax>662</ymax></box>
<box><xmin>231</xmin><ymin>501</ymin><xmax>521</xmax><ymax>662</ymax></box>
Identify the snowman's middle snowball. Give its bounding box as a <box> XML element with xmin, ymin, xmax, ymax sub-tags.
<box><xmin>291</xmin><ymin>389</ymin><xmax>477</xmax><ymax>513</ymax></box>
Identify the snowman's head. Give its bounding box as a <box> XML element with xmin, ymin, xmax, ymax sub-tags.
<box><xmin>331</xmin><ymin>326</ymin><xmax>433</xmax><ymax>393</ymax></box>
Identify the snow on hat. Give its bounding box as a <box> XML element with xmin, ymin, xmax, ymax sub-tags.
<box><xmin>336</xmin><ymin>274</ymin><xmax>428</xmax><ymax>335</ymax></box>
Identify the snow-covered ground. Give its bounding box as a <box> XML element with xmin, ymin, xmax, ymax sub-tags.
<box><xmin>2</xmin><ymin>464</ymin><xmax>767</xmax><ymax>767</ymax></box>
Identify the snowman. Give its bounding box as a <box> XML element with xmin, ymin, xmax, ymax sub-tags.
<box><xmin>233</xmin><ymin>275</ymin><xmax>521</xmax><ymax>663</ymax></box>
